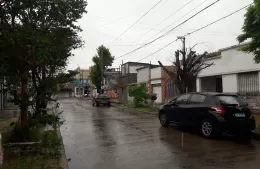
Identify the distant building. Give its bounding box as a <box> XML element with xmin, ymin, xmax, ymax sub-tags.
<box><xmin>104</xmin><ymin>68</ymin><xmax>120</xmax><ymax>99</ymax></box>
<box><xmin>74</xmin><ymin>68</ymin><xmax>90</xmax><ymax>97</ymax></box>
<box><xmin>117</xmin><ymin>62</ymin><xmax>155</xmax><ymax>104</ymax></box>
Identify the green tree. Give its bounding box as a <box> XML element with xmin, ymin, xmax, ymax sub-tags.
<box><xmin>0</xmin><ymin>0</ymin><xmax>87</xmax><ymax>127</ymax></box>
<box><xmin>237</xmin><ymin>0</ymin><xmax>260</xmax><ymax>63</ymax></box>
<box><xmin>90</xmin><ymin>65</ymin><xmax>102</xmax><ymax>90</ymax></box>
<box><xmin>129</xmin><ymin>84</ymin><xmax>149</xmax><ymax>107</ymax></box>
<box><xmin>90</xmin><ymin>45</ymin><xmax>114</xmax><ymax>90</ymax></box>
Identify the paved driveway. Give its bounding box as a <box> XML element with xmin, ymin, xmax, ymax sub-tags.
<box><xmin>60</xmin><ymin>98</ymin><xmax>260</xmax><ymax>169</ymax></box>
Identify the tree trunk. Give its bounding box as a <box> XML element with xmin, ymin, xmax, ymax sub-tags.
<box><xmin>41</xmin><ymin>67</ymin><xmax>47</xmax><ymax>114</ymax></box>
<box><xmin>32</xmin><ymin>71</ymin><xmax>42</xmax><ymax>116</ymax></box>
<box><xmin>20</xmin><ymin>70</ymin><xmax>29</xmax><ymax>127</ymax></box>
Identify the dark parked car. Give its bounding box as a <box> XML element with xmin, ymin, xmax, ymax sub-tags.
<box><xmin>159</xmin><ymin>92</ymin><xmax>256</xmax><ymax>138</ymax></box>
<box><xmin>92</xmin><ymin>94</ymin><xmax>111</xmax><ymax>107</ymax></box>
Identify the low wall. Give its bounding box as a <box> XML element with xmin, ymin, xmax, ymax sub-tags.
<box><xmin>238</xmin><ymin>93</ymin><xmax>260</xmax><ymax>114</ymax></box>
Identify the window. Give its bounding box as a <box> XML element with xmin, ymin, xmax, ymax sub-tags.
<box><xmin>238</xmin><ymin>72</ymin><xmax>259</xmax><ymax>93</ymax></box>
<box><xmin>175</xmin><ymin>94</ymin><xmax>190</xmax><ymax>104</ymax></box>
<box><xmin>217</xmin><ymin>95</ymin><xmax>245</xmax><ymax>105</ymax></box>
<box><xmin>189</xmin><ymin>94</ymin><xmax>206</xmax><ymax>104</ymax></box>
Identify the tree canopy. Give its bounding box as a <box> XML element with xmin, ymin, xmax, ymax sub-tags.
<box><xmin>237</xmin><ymin>0</ymin><xmax>260</xmax><ymax>63</ymax></box>
<box><xmin>90</xmin><ymin>45</ymin><xmax>114</xmax><ymax>90</ymax></box>
<box><xmin>0</xmin><ymin>0</ymin><xmax>87</xmax><ymax>127</ymax></box>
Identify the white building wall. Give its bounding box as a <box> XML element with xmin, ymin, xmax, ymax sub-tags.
<box><xmin>129</xmin><ymin>65</ymin><xmax>143</xmax><ymax>73</ymax></box>
<box><xmin>137</xmin><ymin>68</ymin><xmax>149</xmax><ymax>83</ymax></box>
<box><xmin>151</xmin><ymin>79</ymin><xmax>161</xmax><ymax>85</ymax></box>
<box><xmin>151</xmin><ymin>67</ymin><xmax>161</xmax><ymax>79</ymax></box>
<box><xmin>222</xmin><ymin>74</ymin><xmax>238</xmax><ymax>93</ymax></box>
<box><xmin>199</xmin><ymin>48</ymin><xmax>260</xmax><ymax>77</ymax></box>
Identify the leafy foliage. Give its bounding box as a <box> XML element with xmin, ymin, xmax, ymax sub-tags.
<box><xmin>90</xmin><ymin>64</ymin><xmax>102</xmax><ymax>90</ymax></box>
<box><xmin>0</xmin><ymin>0</ymin><xmax>87</xmax><ymax>127</ymax></box>
<box><xmin>237</xmin><ymin>0</ymin><xmax>260</xmax><ymax>63</ymax></box>
<box><xmin>159</xmin><ymin>49</ymin><xmax>213</xmax><ymax>94</ymax></box>
<box><xmin>129</xmin><ymin>84</ymin><xmax>149</xmax><ymax>107</ymax></box>
<box><xmin>90</xmin><ymin>45</ymin><xmax>114</xmax><ymax>90</ymax></box>
<box><xmin>149</xmin><ymin>93</ymin><xmax>157</xmax><ymax>101</ymax></box>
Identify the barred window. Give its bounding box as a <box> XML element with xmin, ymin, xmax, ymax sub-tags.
<box><xmin>238</xmin><ymin>72</ymin><xmax>259</xmax><ymax>93</ymax></box>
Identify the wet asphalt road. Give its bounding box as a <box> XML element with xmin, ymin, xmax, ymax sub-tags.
<box><xmin>60</xmin><ymin>98</ymin><xmax>260</xmax><ymax>169</ymax></box>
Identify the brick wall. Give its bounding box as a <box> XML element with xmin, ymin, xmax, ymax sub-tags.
<box><xmin>161</xmin><ymin>66</ymin><xmax>175</xmax><ymax>103</ymax></box>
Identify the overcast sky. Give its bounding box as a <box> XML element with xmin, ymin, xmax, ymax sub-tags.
<box><xmin>67</xmin><ymin>0</ymin><xmax>253</xmax><ymax>70</ymax></box>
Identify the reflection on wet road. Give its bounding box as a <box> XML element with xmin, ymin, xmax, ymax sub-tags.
<box><xmin>60</xmin><ymin>98</ymin><xmax>260</xmax><ymax>169</ymax></box>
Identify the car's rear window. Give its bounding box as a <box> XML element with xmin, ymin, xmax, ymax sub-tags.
<box><xmin>217</xmin><ymin>95</ymin><xmax>245</xmax><ymax>105</ymax></box>
<box><xmin>98</xmin><ymin>94</ymin><xmax>109</xmax><ymax>98</ymax></box>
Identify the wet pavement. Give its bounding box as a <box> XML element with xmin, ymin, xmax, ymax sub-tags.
<box><xmin>60</xmin><ymin>98</ymin><xmax>260</xmax><ymax>169</ymax></box>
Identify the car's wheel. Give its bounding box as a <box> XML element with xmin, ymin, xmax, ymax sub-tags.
<box><xmin>96</xmin><ymin>103</ymin><xmax>99</xmax><ymax>107</ymax></box>
<box><xmin>201</xmin><ymin>119</ymin><xmax>219</xmax><ymax>138</ymax></box>
<box><xmin>159</xmin><ymin>113</ymin><xmax>170</xmax><ymax>128</ymax></box>
<box><xmin>107</xmin><ymin>103</ymin><xmax>111</xmax><ymax>107</ymax></box>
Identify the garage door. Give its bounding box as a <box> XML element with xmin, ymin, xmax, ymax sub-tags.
<box><xmin>153</xmin><ymin>86</ymin><xmax>162</xmax><ymax>103</ymax></box>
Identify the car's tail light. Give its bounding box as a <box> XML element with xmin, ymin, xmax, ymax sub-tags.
<box><xmin>211</xmin><ymin>106</ymin><xmax>225</xmax><ymax>116</ymax></box>
<box><xmin>249</xmin><ymin>107</ymin><xmax>253</xmax><ymax>113</ymax></box>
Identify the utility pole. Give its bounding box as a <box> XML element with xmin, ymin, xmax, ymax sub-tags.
<box><xmin>177</xmin><ymin>36</ymin><xmax>187</xmax><ymax>93</ymax></box>
<box><xmin>177</xmin><ymin>36</ymin><xmax>186</xmax><ymax>57</ymax></box>
<box><xmin>100</xmin><ymin>47</ymin><xmax>104</xmax><ymax>93</ymax></box>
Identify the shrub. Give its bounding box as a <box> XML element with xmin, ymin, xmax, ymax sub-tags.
<box><xmin>2</xmin><ymin>123</ymin><xmax>41</xmax><ymax>143</ymax></box>
<box><xmin>129</xmin><ymin>84</ymin><xmax>149</xmax><ymax>107</ymax></box>
<box><xmin>149</xmin><ymin>93</ymin><xmax>157</xmax><ymax>102</ymax></box>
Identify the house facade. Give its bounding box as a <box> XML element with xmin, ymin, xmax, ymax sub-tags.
<box><xmin>197</xmin><ymin>44</ymin><xmax>260</xmax><ymax>112</ymax></box>
<box><xmin>117</xmin><ymin>62</ymin><xmax>152</xmax><ymax>104</ymax></box>
<box><xmin>137</xmin><ymin>65</ymin><xmax>178</xmax><ymax>104</ymax></box>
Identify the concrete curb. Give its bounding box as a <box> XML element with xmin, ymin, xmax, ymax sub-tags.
<box><xmin>58</xmin><ymin>127</ymin><xmax>69</xmax><ymax>169</ymax></box>
<box><xmin>112</xmin><ymin>104</ymin><xmax>158</xmax><ymax>117</ymax></box>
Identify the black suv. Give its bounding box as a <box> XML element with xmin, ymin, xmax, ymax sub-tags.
<box><xmin>159</xmin><ymin>92</ymin><xmax>256</xmax><ymax>138</ymax></box>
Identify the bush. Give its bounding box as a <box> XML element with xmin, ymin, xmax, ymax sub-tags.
<box><xmin>149</xmin><ymin>93</ymin><xmax>157</xmax><ymax>102</ymax></box>
<box><xmin>2</xmin><ymin>123</ymin><xmax>41</xmax><ymax>143</ymax></box>
<box><xmin>129</xmin><ymin>84</ymin><xmax>149</xmax><ymax>107</ymax></box>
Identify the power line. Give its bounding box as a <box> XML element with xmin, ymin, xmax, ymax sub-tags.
<box><xmin>108</xmin><ymin>0</ymin><xmax>164</xmax><ymax>46</ymax></box>
<box><xmin>141</xmin><ymin>0</ymin><xmax>208</xmax><ymax>44</ymax></box>
<box><xmin>136</xmin><ymin>39</ymin><xmax>179</xmax><ymax>62</ymax></box>
<box><xmin>137</xmin><ymin>3</ymin><xmax>253</xmax><ymax>62</ymax></box>
<box><xmin>115</xmin><ymin>0</ymin><xmax>221</xmax><ymax>60</ymax></box>
<box><xmin>132</xmin><ymin>0</ymin><xmax>194</xmax><ymax>44</ymax></box>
